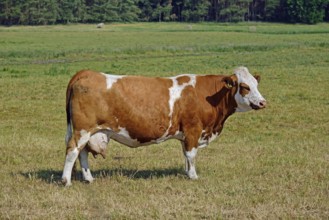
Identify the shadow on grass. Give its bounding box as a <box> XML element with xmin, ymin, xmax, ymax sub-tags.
<box><xmin>93</xmin><ymin>167</ymin><xmax>185</xmax><ymax>179</ymax></box>
<box><xmin>20</xmin><ymin>167</ymin><xmax>185</xmax><ymax>185</ymax></box>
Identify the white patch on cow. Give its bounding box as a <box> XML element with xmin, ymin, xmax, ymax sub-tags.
<box><xmin>209</xmin><ymin>132</ymin><xmax>218</xmax><ymax>143</ymax></box>
<box><xmin>162</xmin><ymin>74</ymin><xmax>197</xmax><ymax>138</ymax></box>
<box><xmin>234</xmin><ymin>67</ymin><xmax>266</xmax><ymax>112</ymax></box>
<box><xmin>168</xmin><ymin>74</ymin><xmax>196</xmax><ymax>118</ymax></box>
<box><xmin>78</xmin><ymin>130</ymin><xmax>91</xmax><ymax>149</ymax></box>
<box><xmin>198</xmin><ymin>139</ymin><xmax>208</xmax><ymax>148</ymax></box>
<box><xmin>79</xmin><ymin>148</ymin><xmax>94</xmax><ymax>183</ymax></box>
<box><xmin>102</xmin><ymin>73</ymin><xmax>125</xmax><ymax>90</ymax></box>
<box><xmin>185</xmin><ymin>148</ymin><xmax>198</xmax><ymax>179</ymax></box>
<box><xmin>185</xmin><ymin>147</ymin><xmax>198</xmax><ymax>159</ymax></box>
<box><xmin>198</xmin><ymin>131</ymin><xmax>218</xmax><ymax>148</ymax></box>
<box><xmin>62</xmin><ymin>147</ymin><xmax>79</xmax><ymax>186</ymax></box>
<box><xmin>118</xmin><ymin>127</ymin><xmax>131</xmax><ymax>139</ymax></box>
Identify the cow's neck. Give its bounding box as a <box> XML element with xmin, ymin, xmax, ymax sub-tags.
<box><xmin>206</xmin><ymin>76</ymin><xmax>238</xmax><ymax>134</ymax></box>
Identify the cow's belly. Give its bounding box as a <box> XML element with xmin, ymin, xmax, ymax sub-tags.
<box><xmin>87</xmin><ymin>126</ymin><xmax>184</xmax><ymax>156</ymax></box>
<box><xmin>108</xmin><ymin>128</ymin><xmax>184</xmax><ymax>148</ymax></box>
<box><xmin>88</xmin><ymin>128</ymin><xmax>216</xmax><ymax>154</ymax></box>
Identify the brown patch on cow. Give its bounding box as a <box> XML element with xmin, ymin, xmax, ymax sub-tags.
<box><xmin>203</xmin><ymin>75</ymin><xmax>238</xmax><ymax>133</ymax></box>
<box><xmin>176</xmin><ymin>75</ymin><xmax>191</xmax><ymax>85</ymax></box>
<box><xmin>104</xmin><ymin>76</ymin><xmax>172</xmax><ymax>143</ymax></box>
<box><xmin>239</xmin><ymin>82</ymin><xmax>250</xmax><ymax>97</ymax></box>
<box><xmin>70</xmin><ymin>71</ymin><xmax>108</xmax><ymax>131</ymax></box>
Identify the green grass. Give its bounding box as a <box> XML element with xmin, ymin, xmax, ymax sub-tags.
<box><xmin>0</xmin><ymin>22</ymin><xmax>329</xmax><ymax>219</ymax></box>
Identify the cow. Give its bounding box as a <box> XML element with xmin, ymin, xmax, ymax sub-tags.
<box><xmin>62</xmin><ymin>66</ymin><xmax>266</xmax><ymax>186</ymax></box>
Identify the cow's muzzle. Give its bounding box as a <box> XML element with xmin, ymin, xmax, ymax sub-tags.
<box><xmin>250</xmin><ymin>100</ymin><xmax>266</xmax><ymax>110</ymax></box>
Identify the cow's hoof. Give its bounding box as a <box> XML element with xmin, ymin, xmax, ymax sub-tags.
<box><xmin>187</xmin><ymin>171</ymin><xmax>198</xmax><ymax>180</ymax></box>
<box><xmin>189</xmin><ymin>175</ymin><xmax>199</xmax><ymax>180</ymax></box>
<box><xmin>61</xmin><ymin>177</ymin><xmax>72</xmax><ymax>187</ymax></box>
<box><xmin>84</xmin><ymin>177</ymin><xmax>95</xmax><ymax>184</ymax></box>
<box><xmin>61</xmin><ymin>177</ymin><xmax>67</xmax><ymax>185</ymax></box>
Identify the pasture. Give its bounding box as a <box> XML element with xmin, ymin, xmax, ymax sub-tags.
<box><xmin>0</xmin><ymin>23</ymin><xmax>328</xmax><ymax>219</ymax></box>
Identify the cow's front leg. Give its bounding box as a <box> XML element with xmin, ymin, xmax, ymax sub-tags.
<box><xmin>181</xmin><ymin>124</ymin><xmax>202</xmax><ymax>179</ymax></box>
<box><xmin>182</xmin><ymin>144</ymin><xmax>198</xmax><ymax>179</ymax></box>
<box><xmin>79</xmin><ymin>147</ymin><xmax>94</xmax><ymax>183</ymax></box>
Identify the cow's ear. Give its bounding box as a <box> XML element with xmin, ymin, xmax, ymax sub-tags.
<box><xmin>223</xmin><ymin>76</ymin><xmax>235</xmax><ymax>89</ymax></box>
<box><xmin>254</xmin><ymin>75</ymin><xmax>261</xmax><ymax>83</ymax></box>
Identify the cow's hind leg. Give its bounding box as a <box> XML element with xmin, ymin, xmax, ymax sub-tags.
<box><xmin>62</xmin><ymin>130</ymin><xmax>91</xmax><ymax>186</ymax></box>
<box><xmin>62</xmin><ymin>147</ymin><xmax>79</xmax><ymax>186</ymax></box>
<box><xmin>79</xmin><ymin>148</ymin><xmax>94</xmax><ymax>183</ymax></box>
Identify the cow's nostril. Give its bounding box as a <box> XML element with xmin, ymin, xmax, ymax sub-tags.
<box><xmin>259</xmin><ymin>100</ymin><xmax>267</xmax><ymax>108</ymax></box>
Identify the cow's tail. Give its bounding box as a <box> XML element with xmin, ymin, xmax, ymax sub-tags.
<box><xmin>65</xmin><ymin>84</ymin><xmax>73</xmax><ymax>146</ymax></box>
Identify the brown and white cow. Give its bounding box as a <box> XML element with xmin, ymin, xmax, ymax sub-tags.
<box><xmin>62</xmin><ymin>67</ymin><xmax>266</xmax><ymax>186</ymax></box>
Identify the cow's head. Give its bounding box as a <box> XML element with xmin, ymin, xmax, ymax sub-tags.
<box><xmin>225</xmin><ymin>67</ymin><xmax>266</xmax><ymax>112</ymax></box>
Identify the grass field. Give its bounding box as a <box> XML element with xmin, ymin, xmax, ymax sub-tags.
<box><xmin>0</xmin><ymin>22</ymin><xmax>329</xmax><ymax>219</ymax></box>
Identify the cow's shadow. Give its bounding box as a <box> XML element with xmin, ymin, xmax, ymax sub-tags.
<box><xmin>20</xmin><ymin>167</ymin><xmax>186</xmax><ymax>184</ymax></box>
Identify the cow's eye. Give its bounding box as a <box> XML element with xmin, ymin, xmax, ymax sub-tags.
<box><xmin>239</xmin><ymin>83</ymin><xmax>250</xmax><ymax>96</ymax></box>
<box><xmin>240</xmin><ymin>83</ymin><xmax>250</xmax><ymax>91</ymax></box>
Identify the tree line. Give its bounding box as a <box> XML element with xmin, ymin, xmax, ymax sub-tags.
<box><xmin>1</xmin><ymin>0</ymin><xmax>329</xmax><ymax>25</ymax></box>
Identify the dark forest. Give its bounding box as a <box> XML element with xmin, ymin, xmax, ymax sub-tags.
<box><xmin>1</xmin><ymin>0</ymin><xmax>329</xmax><ymax>25</ymax></box>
